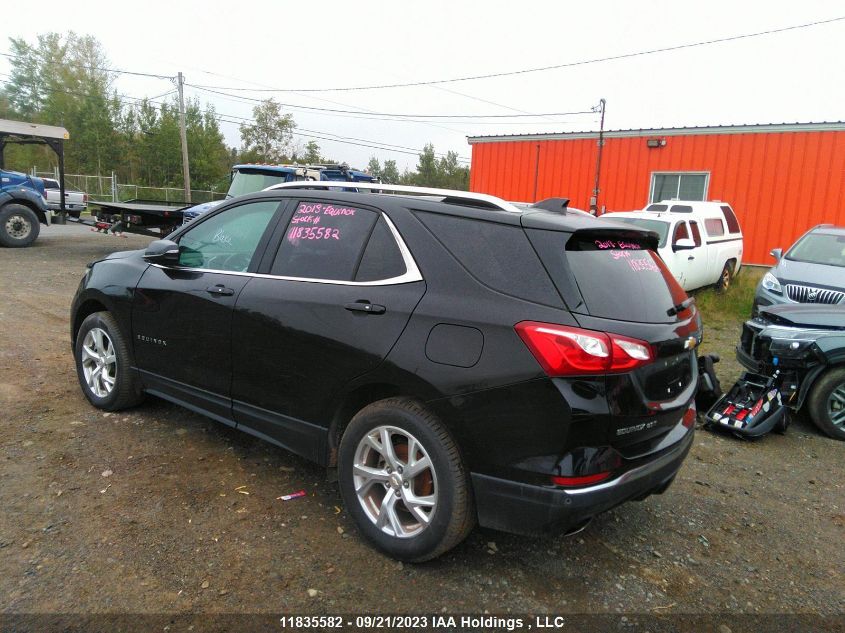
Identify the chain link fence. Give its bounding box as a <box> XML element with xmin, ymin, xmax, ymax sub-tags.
<box><xmin>32</xmin><ymin>169</ymin><xmax>226</xmax><ymax>205</ymax></box>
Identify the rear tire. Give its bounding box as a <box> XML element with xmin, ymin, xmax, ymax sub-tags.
<box><xmin>0</xmin><ymin>204</ymin><xmax>40</xmax><ymax>248</ymax></box>
<box><xmin>74</xmin><ymin>312</ymin><xmax>143</xmax><ymax>411</ymax></box>
<box><xmin>807</xmin><ymin>368</ymin><xmax>845</xmax><ymax>441</ymax></box>
<box><xmin>338</xmin><ymin>398</ymin><xmax>475</xmax><ymax>562</ymax></box>
<box><xmin>715</xmin><ymin>261</ymin><xmax>733</xmax><ymax>293</ymax></box>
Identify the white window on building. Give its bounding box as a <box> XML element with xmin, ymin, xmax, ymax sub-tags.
<box><xmin>650</xmin><ymin>172</ymin><xmax>709</xmax><ymax>203</ymax></box>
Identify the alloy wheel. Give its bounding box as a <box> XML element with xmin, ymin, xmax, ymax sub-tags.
<box><xmin>352</xmin><ymin>425</ymin><xmax>437</xmax><ymax>538</ymax></box>
<box><xmin>827</xmin><ymin>384</ymin><xmax>845</xmax><ymax>430</ymax></box>
<box><xmin>81</xmin><ymin>327</ymin><xmax>117</xmax><ymax>398</ymax></box>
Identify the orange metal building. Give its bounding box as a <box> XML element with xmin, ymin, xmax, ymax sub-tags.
<box><xmin>468</xmin><ymin>123</ymin><xmax>845</xmax><ymax>264</ymax></box>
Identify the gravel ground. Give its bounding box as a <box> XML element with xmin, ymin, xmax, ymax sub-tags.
<box><xmin>0</xmin><ymin>225</ymin><xmax>842</xmax><ymax>627</ymax></box>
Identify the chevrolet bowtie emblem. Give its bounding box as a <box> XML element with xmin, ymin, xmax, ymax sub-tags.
<box><xmin>684</xmin><ymin>336</ymin><xmax>698</xmax><ymax>350</ymax></box>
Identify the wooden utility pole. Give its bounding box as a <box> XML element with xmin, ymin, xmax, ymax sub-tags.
<box><xmin>177</xmin><ymin>72</ymin><xmax>192</xmax><ymax>203</ymax></box>
<box><xmin>591</xmin><ymin>98</ymin><xmax>606</xmax><ymax>215</ymax></box>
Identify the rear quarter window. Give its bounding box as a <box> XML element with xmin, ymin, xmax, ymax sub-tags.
<box><xmin>414</xmin><ymin>211</ymin><xmax>563</xmax><ymax>307</ymax></box>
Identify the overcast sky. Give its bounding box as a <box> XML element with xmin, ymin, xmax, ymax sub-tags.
<box><xmin>1</xmin><ymin>0</ymin><xmax>843</xmax><ymax>172</ymax></box>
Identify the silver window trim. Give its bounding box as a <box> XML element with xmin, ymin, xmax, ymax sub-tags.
<box><xmin>156</xmin><ymin>212</ymin><xmax>423</xmax><ymax>287</ymax></box>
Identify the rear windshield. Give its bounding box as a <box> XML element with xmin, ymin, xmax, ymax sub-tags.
<box><xmin>786</xmin><ymin>232</ymin><xmax>845</xmax><ymax>267</ymax></box>
<box><xmin>227</xmin><ymin>169</ymin><xmax>294</xmax><ymax>198</ymax></box>
<box><xmin>528</xmin><ymin>230</ymin><xmax>689</xmax><ymax>323</ymax></box>
<box><xmin>607</xmin><ymin>218</ymin><xmax>669</xmax><ymax>248</ymax></box>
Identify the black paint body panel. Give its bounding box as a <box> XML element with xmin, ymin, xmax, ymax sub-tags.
<box><xmin>70</xmin><ymin>190</ymin><xmax>701</xmax><ymax>536</ymax></box>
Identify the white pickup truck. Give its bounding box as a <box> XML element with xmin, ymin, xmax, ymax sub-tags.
<box><xmin>602</xmin><ymin>201</ymin><xmax>744</xmax><ymax>292</ymax></box>
<box><xmin>42</xmin><ymin>178</ymin><xmax>88</xmax><ymax>217</ymax></box>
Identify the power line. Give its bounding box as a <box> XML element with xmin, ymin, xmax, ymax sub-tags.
<box><xmin>185</xmin><ymin>84</ymin><xmax>592</xmax><ymax>119</ymax></box>
<box><xmin>214</xmin><ymin>113</ymin><xmax>470</xmax><ymax>162</ymax></box>
<box><xmin>0</xmin><ymin>50</ymin><xmax>173</xmax><ymax>80</ymax></box>
<box><xmin>0</xmin><ymin>77</ymin><xmax>470</xmax><ymax>163</ymax></box>
<box><xmin>216</xmin><ymin>115</ymin><xmax>469</xmax><ymax>162</ymax></box>
<box><xmin>187</xmin><ymin>16</ymin><xmax>845</xmax><ymax>93</ymax></box>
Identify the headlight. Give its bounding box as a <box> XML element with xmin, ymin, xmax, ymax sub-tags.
<box><xmin>761</xmin><ymin>272</ymin><xmax>782</xmax><ymax>294</ymax></box>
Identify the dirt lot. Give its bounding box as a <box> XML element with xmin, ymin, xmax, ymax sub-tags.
<box><xmin>0</xmin><ymin>225</ymin><xmax>843</xmax><ymax>626</ymax></box>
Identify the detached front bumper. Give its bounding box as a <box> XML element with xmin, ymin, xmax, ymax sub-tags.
<box><xmin>470</xmin><ymin>427</ymin><xmax>694</xmax><ymax>536</ymax></box>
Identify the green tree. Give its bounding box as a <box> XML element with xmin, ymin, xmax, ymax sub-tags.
<box><xmin>302</xmin><ymin>141</ymin><xmax>322</xmax><ymax>164</ymax></box>
<box><xmin>380</xmin><ymin>159</ymin><xmax>399</xmax><ymax>184</ymax></box>
<box><xmin>239</xmin><ymin>99</ymin><xmax>295</xmax><ymax>164</ymax></box>
<box><xmin>413</xmin><ymin>143</ymin><xmax>439</xmax><ymax>187</ymax></box>
<box><xmin>366</xmin><ymin>156</ymin><xmax>382</xmax><ymax>178</ymax></box>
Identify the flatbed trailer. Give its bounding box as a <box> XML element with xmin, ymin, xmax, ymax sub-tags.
<box><xmin>74</xmin><ymin>199</ymin><xmax>190</xmax><ymax>238</ymax></box>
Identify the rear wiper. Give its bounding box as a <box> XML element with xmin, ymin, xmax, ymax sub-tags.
<box><xmin>667</xmin><ymin>297</ymin><xmax>695</xmax><ymax>317</ymax></box>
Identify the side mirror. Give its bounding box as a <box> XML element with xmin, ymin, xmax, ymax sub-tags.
<box><xmin>673</xmin><ymin>238</ymin><xmax>696</xmax><ymax>251</ymax></box>
<box><xmin>143</xmin><ymin>239</ymin><xmax>180</xmax><ymax>265</ymax></box>
<box><xmin>770</xmin><ymin>248</ymin><xmax>783</xmax><ymax>261</ymax></box>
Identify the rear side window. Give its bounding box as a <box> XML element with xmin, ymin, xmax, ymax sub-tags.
<box><xmin>527</xmin><ymin>230</ymin><xmax>688</xmax><ymax>323</ymax></box>
<box><xmin>415</xmin><ymin>211</ymin><xmax>562</xmax><ymax>307</ymax></box>
<box><xmin>720</xmin><ymin>205</ymin><xmax>741</xmax><ymax>233</ymax></box>
<box><xmin>271</xmin><ymin>201</ymin><xmax>379</xmax><ymax>281</ymax></box>
<box><xmin>43</xmin><ymin>178</ymin><xmax>59</xmax><ymax>189</ymax></box>
<box><xmin>705</xmin><ymin>218</ymin><xmax>725</xmax><ymax>237</ymax></box>
<box><xmin>670</xmin><ymin>204</ymin><xmax>693</xmax><ymax>213</ymax></box>
<box><xmin>690</xmin><ymin>221</ymin><xmax>702</xmax><ymax>246</ymax></box>
<box><xmin>646</xmin><ymin>204</ymin><xmax>668</xmax><ymax>212</ymax></box>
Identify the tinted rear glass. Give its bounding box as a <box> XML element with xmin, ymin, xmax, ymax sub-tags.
<box><xmin>528</xmin><ymin>230</ymin><xmax>688</xmax><ymax>323</ymax></box>
<box><xmin>608</xmin><ymin>218</ymin><xmax>669</xmax><ymax>248</ymax></box>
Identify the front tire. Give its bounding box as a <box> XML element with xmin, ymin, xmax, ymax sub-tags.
<box><xmin>807</xmin><ymin>368</ymin><xmax>845</xmax><ymax>441</ymax></box>
<box><xmin>338</xmin><ymin>398</ymin><xmax>475</xmax><ymax>562</ymax></box>
<box><xmin>0</xmin><ymin>204</ymin><xmax>40</xmax><ymax>248</ymax></box>
<box><xmin>74</xmin><ymin>312</ymin><xmax>143</xmax><ymax>411</ymax></box>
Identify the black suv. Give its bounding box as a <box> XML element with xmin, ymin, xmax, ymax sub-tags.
<box><xmin>71</xmin><ymin>184</ymin><xmax>701</xmax><ymax>561</ymax></box>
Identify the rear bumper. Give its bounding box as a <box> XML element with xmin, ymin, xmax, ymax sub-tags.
<box><xmin>471</xmin><ymin>427</ymin><xmax>694</xmax><ymax>536</ymax></box>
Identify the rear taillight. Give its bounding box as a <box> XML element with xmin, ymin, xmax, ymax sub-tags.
<box><xmin>515</xmin><ymin>321</ymin><xmax>653</xmax><ymax>376</ymax></box>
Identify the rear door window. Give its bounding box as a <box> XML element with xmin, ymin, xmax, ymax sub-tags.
<box><xmin>689</xmin><ymin>221</ymin><xmax>702</xmax><ymax>246</ymax></box>
<box><xmin>270</xmin><ymin>200</ymin><xmax>396</xmax><ymax>281</ymax></box>
<box><xmin>527</xmin><ymin>230</ymin><xmax>688</xmax><ymax>323</ymax></box>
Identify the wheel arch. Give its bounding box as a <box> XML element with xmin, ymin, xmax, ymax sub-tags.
<box><xmin>1</xmin><ymin>195</ymin><xmax>48</xmax><ymax>224</ymax></box>
<box><xmin>71</xmin><ymin>296</ymin><xmax>111</xmax><ymax>347</ymax></box>
<box><xmin>326</xmin><ymin>383</ymin><xmax>406</xmax><ymax>467</ymax></box>
<box><xmin>797</xmin><ymin>361</ymin><xmax>845</xmax><ymax>410</ymax></box>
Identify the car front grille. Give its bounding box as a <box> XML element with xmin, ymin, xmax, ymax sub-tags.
<box><xmin>785</xmin><ymin>284</ymin><xmax>844</xmax><ymax>304</ymax></box>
